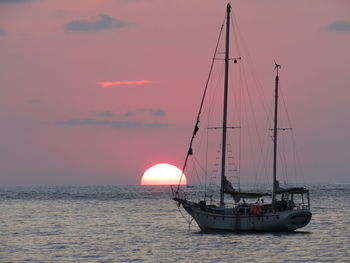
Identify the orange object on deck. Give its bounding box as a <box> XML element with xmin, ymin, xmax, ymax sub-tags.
<box><xmin>250</xmin><ymin>205</ymin><xmax>263</xmax><ymax>215</ymax></box>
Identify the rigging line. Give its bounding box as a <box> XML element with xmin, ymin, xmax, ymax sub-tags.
<box><xmin>225</xmin><ymin>39</ymin><xmax>244</xmax><ymax>191</ymax></box>
<box><xmin>176</xmin><ymin>23</ymin><xmax>225</xmax><ymax>193</ymax></box>
<box><xmin>205</xmin><ymin>39</ymin><xmax>225</xmax><ymax>125</ymax></box>
<box><xmin>205</xmin><ymin>127</ymin><xmax>209</xmax><ymax>192</ymax></box>
<box><xmin>206</xmin><ymin>65</ymin><xmax>224</xmax><ymax>127</ymax></box>
<box><xmin>187</xmin><ymin>157</ymin><xmax>199</xmax><ymax>185</ymax></box>
<box><xmin>240</xmin><ymin>61</ymin><xmax>267</xmax><ymax>187</ymax></box>
<box><xmin>207</xmin><ymin>145</ymin><xmax>221</xmax><ymax>186</ymax></box>
<box><xmin>226</xmin><ymin>63</ymin><xmax>238</xmax><ymax>181</ymax></box>
<box><xmin>241</xmin><ymin>61</ymin><xmax>266</xmax><ymax>149</ymax></box>
<box><xmin>238</xmin><ymin>60</ymin><xmax>242</xmax><ymax>192</ymax></box>
<box><xmin>236</xmin><ymin>60</ymin><xmax>244</xmax><ymax>190</ymax></box>
<box><xmin>254</xmin><ymin>90</ymin><xmax>275</xmax><ymax>182</ymax></box>
<box><xmin>190</xmin><ymin>162</ymin><xmax>202</xmax><ymax>186</ymax></box>
<box><xmin>230</xmin><ymin>15</ymin><xmax>242</xmax><ymax>60</ymax></box>
<box><xmin>241</xmin><ymin>60</ymin><xmax>274</xmax><ymax>188</ymax></box>
<box><xmin>206</xmin><ymin>20</ymin><xmax>227</xmax><ymax>126</ymax></box>
<box><xmin>232</xmin><ymin>55</ymin><xmax>243</xmax><ymax>190</ymax></box>
<box><xmin>190</xmin><ymin>72</ymin><xmax>223</xmax><ymax>187</ymax></box>
<box><xmin>177</xmin><ymin>205</ymin><xmax>193</xmax><ymax>227</ymax></box>
<box><xmin>280</xmin><ymin>87</ymin><xmax>305</xmax><ymax>185</ymax></box>
<box><xmin>241</xmin><ymin>72</ymin><xmax>259</xmax><ymax>183</ymax></box>
<box><xmin>231</xmin><ymin>13</ymin><xmax>276</xmax><ymax>177</ymax></box>
<box><xmin>259</xmin><ymin>100</ymin><xmax>275</xmax><ymax>187</ymax></box>
<box><xmin>228</xmin><ymin>65</ymin><xmax>240</xmax><ymax>129</ymax></box>
<box><xmin>192</xmin><ymin>155</ymin><xmax>209</xmax><ymax>183</ymax></box>
<box><xmin>236</xmin><ymin>59</ymin><xmax>245</xmax><ymax>187</ymax></box>
<box><xmin>189</xmin><ymin>69</ymin><xmax>224</xmax><ymax>188</ymax></box>
<box><xmin>278</xmin><ymin>102</ymin><xmax>290</xmax><ymax>184</ymax></box>
<box><xmin>278</xmin><ymin>132</ymin><xmax>289</xmax><ymax>183</ymax></box>
<box><xmin>191</xmin><ymin>65</ymin><xmax>224</xmax><ymax>172</ymax></box>
<box><xmin>231</xmin><ymin>13</ymin><xmax>271</xmax><ymax>118</ymax></box>
<box><xmin>262</xmin><ymin>142</ymin><xmax>272</xmax><ymax>189</ymax></box>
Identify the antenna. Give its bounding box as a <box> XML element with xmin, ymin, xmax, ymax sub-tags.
<box><xmin>274</xmin><ymin>60</ymin><xmax>282</xmax><ymax>76</ymax></box>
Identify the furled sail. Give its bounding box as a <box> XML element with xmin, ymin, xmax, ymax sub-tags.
<box><xmin>223</xmin><ymin>176</ymin><xmax>270</xmax><ymax>203</ymax></box>
<box><xmin>275</xmin><ymin>180</ymin><xmax>308</xmax><ymax>194</ymax></box>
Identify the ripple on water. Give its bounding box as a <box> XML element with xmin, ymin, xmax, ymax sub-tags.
<box><xmin>1</xmin><ymin>185</ymin><xmax>349</xmax><ymax>263</ymax></box>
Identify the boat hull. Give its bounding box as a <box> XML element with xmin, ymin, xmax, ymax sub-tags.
<box><xmin>181</xmin><ymin>201</ymin><xmax>312</xmax><ymax>232</ymax></box>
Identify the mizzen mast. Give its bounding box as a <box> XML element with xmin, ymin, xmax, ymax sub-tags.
<box><xmin>272</xmin><ymin>62</ymin><xmax>281</xmax><ymax>206</ymax></box>
<box><xmin>220</xmin><ymin>3</ymin><xmax>231</xmax><ymax>206</ymax></box>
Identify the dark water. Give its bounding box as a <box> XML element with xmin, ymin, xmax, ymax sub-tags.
<box><xmin>1</xmin><ymin>185</ymin><xmax>349</xmax><ymax>262</ymax></box>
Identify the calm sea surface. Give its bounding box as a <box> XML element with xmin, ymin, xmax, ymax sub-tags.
<box><xmin>1</xmin><ymin>185</ymin><xmax>349</xmax><ymax>263</ymax></box>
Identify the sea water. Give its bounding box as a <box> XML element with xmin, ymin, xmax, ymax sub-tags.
<box><xmin>1</xmin><ymin>185</ymin><xmax>349</xmax><ymax>263</ymax></box>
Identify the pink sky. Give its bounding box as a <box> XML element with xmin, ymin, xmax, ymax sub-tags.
<box><xmin>0</xmin><ymin>0</ymin><xmax>349</xmax><ymax>186</ymax></box>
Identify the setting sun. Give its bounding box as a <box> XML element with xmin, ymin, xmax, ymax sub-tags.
<box><xmin>141</xmin><ymin>163</ymin><xmax>187</xmax><ymax>186</ymax></box>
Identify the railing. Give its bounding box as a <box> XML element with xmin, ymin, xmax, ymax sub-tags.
<box><xmin>295</xmin><ymin>203</ymin><xmax>309</xmax><ymax>210</ymax></box>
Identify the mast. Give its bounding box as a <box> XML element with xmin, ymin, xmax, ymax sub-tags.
<box><xmin>272</xmin><ymin>62</ymin><xmax>281</xmax><ymax>206</ymax></box>
<box><xmin>220</xmin><ymin>3</ymin><xmax>231</xmax><ymax>206</ymax></box>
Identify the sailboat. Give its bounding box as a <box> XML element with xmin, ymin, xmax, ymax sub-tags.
<box><xmin>173</xmin><ymin>4</ymin><xmax>312</xmax><ymax>232</ymax></box>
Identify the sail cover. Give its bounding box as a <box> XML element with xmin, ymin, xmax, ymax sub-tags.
<box><xmin>275</xmin><ymin>180</ymin><xmax>308</xmax><ymax>194</ymax></box>
<box><xmin>223</xmin><ymin>176</ymin><xmax>270</xmax><ymax>203</ymax></box>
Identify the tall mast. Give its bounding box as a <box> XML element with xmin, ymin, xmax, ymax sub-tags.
<box><xmin>272</xmin><ymin>62</ymin><xmax>281</xmax><ymax>206</ymax></box>
<box><xmin>220</xmin><ymin>3</ymin><xmax>231</xmax><ymax>206</ymax></box>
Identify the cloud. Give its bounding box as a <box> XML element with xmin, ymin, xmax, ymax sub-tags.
<box><xmin>0</xmin><ymin>0</ymin><xmax>33</xmax><ymax>3</ymax></box>
<box><xmin>149</xmin><ymin>108</ymin><xmax>165</xmax><ymax>117</ymax></box>
<box><xmin>124</xmin><ymin>108</ymin><xmax>165</xmax><ymax>117</ymax></box>
<box><xmin>99</xmin><ymin>80</ymin><xmax>151</xmax><ymax>88</ymax></box>
<box><xmin>93</xmin><ymin>110</ymin><xmax>117</xmax><ymax>118</ymax></box>
<box><xmin>0</xmin><ymin>29</ymin><xmax>7</xmax><ymax>36</ymax></box>
<box><xmin>328</xmin><ymin>20</ymin><xmax>350</xmax><ymax>32</ymax></box>
<box><xmin>56</xmin><ymin>119</ymin><xmax>167</xmax><ymax>128</ymax></box>
<box><xmin>65</xmin><ymin>14</ymin><xmax>127</xmax><ymax>32</ymax></box>
<box><xmin>93</xmin><ymin>108</ymin><xmax>165</xmax><ymax>118</ymax></box>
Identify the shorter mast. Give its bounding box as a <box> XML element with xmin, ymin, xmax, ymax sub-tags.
<box><xmin>220</xmin><ymin>3</ymin><xmax>231</xmax><ymax>206</ymax></box>
<box><xmin>272</xmin><ymin>62</ymin><xmax>281</xmax><ymax>206</ymax></box>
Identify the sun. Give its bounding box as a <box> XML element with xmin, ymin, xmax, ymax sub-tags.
<box><xmin>141</xmin><ymin>163</ymin><xmax>187</xmax><ymax>186</ymax></box>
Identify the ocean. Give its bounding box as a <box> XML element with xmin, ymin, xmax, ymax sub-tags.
<box><xmin>1</xmin><ymin>185</ymin><xmax>349</xmax><ymax>263</ymax></box>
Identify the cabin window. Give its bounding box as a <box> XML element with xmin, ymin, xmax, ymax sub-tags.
<box><xmin>222</xmin><ymin>217</ymin><xmax>224</xmax><ymax>220</ymax></box>
<box><xmin>214</xmin><ymin>216</ymin><xmax>216</xmax><ymax>219</ymax></box>
<box><xmin>266</xmin><ymin>216</ymin><xmax>269</xmax><ymax>220</ymax></box>
<box><xmin>206</xmin><ymin>215</ymin><xmax>208</xmax><ymax>219</ymax></box>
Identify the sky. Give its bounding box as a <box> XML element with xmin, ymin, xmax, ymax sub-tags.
<box><xmin>0</xmin><ymin>0</ymin><xmax>349</xmax><ymax>186</ymax></box>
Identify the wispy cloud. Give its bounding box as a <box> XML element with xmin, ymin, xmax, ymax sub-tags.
<box><xmin>99</xmin><ymin>80</ymin><xmax>151</xmax><ymax>88</ymax></box>
<box><xmin>93</xmin><ymin>110</ymin><xmax>117</xmax><ymax>118</ymax></box>
<box><xmin>0</xmin><ymin>0</ymin><xmax>33</xmax><ymax>4</ymax></box>
<box><xmin>62</xmin><ymin>107</ymin><xmax>166</xmax><ymax>128</ymax></box>
<box><xmin>0</xmin><ymin>29</ymin><xmax>7</xmax><ymax>36</ymax></box>
<box><xmin>65</xmin><ymin>14</ymin><xmax>127</xmax><ymax>32</ymax></box>
<box><xmin>328</xmin><ymin>20</ymin><xmax>350</xmax><ymax>32</ymax></box>
<box><xmin>125</xmin><ymin>108</ymin><xmax>165</xmax><ymax>117</ymax></box>
<box><xmin>138</xmin><ymin>108</ymin><xmax>165</xmax><ymax>117</ymax></box>
<box><xmin>56</xmin><ymin>119</ymin><xmax>167</xmax><ymax>128</ymax></box>
<box><xmin>93</xmin><ymin>108</ymin><xmax>165</xmax><ymax>118</ymax></box>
